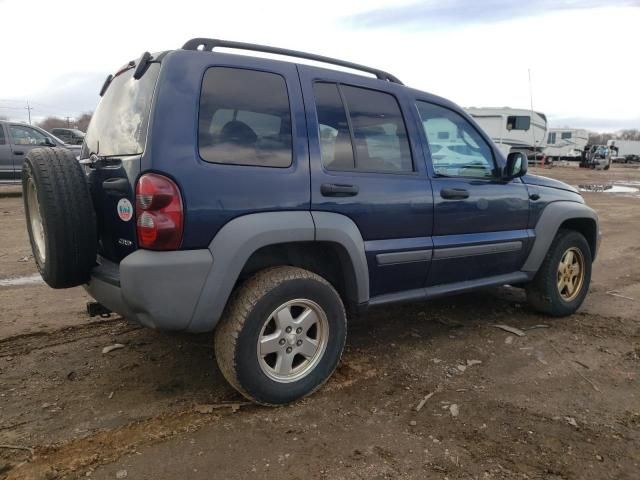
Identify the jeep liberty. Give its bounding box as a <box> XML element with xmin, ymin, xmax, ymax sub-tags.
<box><xmin>22</xmin><ymin>39</ymin><xmax>599</xmax><ymax>405</ymax></box>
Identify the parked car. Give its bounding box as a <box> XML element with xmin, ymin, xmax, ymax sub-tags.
<box><xmin>21</xmin><ymin>39</ymin><xmax>599</xmax><ymax>405</ymax></box>
<box><xmin>50</xmin><ymin>127</ymin><xmax>85</xmax><ymax>145</ymax></box>
<box><xmin>0</xmin><ymin>121</ymin><xmax>81</xmax><ymax>183</ymax></box>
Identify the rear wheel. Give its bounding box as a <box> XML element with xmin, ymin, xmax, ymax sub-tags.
<box><xmin>214</xmin><ymin>266</ymin><xmax>347</xmax><ymax>405</ymax></box>
<box><xmin>22</xmin><ymin>148</ymin><xmax>97</xmax><ymax>288</ymax></box>
<box><xmin>526</xmin><ymin>230</ymin><xmax>592</xmax><ymax>316</ymax></box>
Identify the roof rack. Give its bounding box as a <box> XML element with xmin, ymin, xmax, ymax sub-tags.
<box><xmin>182</xmin><ymin>38</ymin><xmax>403</xmax><ymax>85</ymax></box>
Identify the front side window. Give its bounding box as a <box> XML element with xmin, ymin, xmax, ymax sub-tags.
<box><xmin>416</xmin><ymin>101</ymin><xmax>496</xmax><ymax>178</ymax></box>
<box><xmin>10</xmin><ymin>125</ymin><xmax>47</xmax><ymax>146</ymax></box>
<box><xmin>507</xmin><ymin>115</ymin><xmax>531</xmax><ymax>131</ymax></box>
<box><xmin>313</xmin><ymin>82</ymin><xmax>413</xmax><ymax>173</ymax></box>
<box><xmin>199</xmin><ymin>67</ymin><xmax>292</xmax><ymax>168</ymax></box>
<box><xmin>561</xmin><ymin>132</ymin><xmax>572</xmax><ymax>140</ymax></box>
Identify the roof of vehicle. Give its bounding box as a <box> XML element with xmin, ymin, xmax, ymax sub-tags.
<box><xmin>465</xmin><ymin>107</ymin><xmax>547</xmax><ymax>123</ymax></box>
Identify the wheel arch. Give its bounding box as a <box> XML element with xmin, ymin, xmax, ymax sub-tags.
<box><xmin>522</xmin><ymin>201</ymin><xmax>599</xmax><ymax>273</ymax></box>
<box><xmin>187</xmin><ymin>211</ymin><xmax>369</xmax><ymax>332</ymax></box>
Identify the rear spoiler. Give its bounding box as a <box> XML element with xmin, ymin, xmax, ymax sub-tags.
<box><xmin>99</xmin><ymin>51</ymin><xmax>168</xmax><ymax>97</ymax></box>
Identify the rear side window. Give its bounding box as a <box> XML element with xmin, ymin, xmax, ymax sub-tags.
<box><xmin>313</xmin><ymin>82</ymin><xmax>413</xmax><ymax>173</ymax></box>
<box><xmin>199</xmin><ymin>68</ymin><xmax>292</xmax><ymax>168</ymax></box>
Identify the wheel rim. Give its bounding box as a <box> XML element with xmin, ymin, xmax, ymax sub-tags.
<box><xmin>26</xmin><ymin>178</ymin><xmax>46</xmax><ymax>263</ymax></box>
<box><xmin>557</xmin><ymin>247</ymin><xmax>585</xmax><ymax>302</ymax></box>
<box><xmin>257</xmin><ymin>299</ymin><xmax>329</xmax><ymax>383</ymax></box>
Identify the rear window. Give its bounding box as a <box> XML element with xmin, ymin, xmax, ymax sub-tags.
<box><xmin>81</xmin><ymin>63</ymin><xmax>160</xmax><ymax>158</ymax></box>
<box><xmin>198</xmin><ymin>67</ymin><xmax>292</xmax><ymax>168</ymax></box>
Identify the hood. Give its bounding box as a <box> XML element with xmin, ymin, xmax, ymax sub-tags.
<box><xmin>522</xmin><ymin>174</ymin><xmax>579</xmax><ymax>194</ymax></box>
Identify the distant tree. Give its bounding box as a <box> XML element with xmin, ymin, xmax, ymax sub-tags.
<box><xmin>587</xmin><ymin>132</ymin><xmax>614</xmax><ymax>145</ymax></box>
<box><xmin>617</xmin><ymin>129</ymin><xmax>640</xmax><ymax>141</ymax></box>
<box><xmin>37</xmin><ymin>116</ymin><xmax>68</xmax><ymax>132</ymax></box>
<box><xmin>75</xmin><ymin>112</ymin><xmax>92</xmax><ymax>132</ymax></box>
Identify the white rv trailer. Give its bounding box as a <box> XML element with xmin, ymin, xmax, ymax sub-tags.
<box><xmin>544</xmin><ymin>128</ymin><xmax>589</xmax><ymax>160</ymax></box>
<box><xmin>607</xmin><ymin>139</ymin><xmax>640</xmax><ymax>162</ymax></box>
<box><xmin>465</xmin><ymin>107</ymin><xmax>548</xmax><ymax>158</ymax></box>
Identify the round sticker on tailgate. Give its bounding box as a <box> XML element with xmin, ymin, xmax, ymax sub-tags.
<box><xmin>117</xmin><ymin>198</ymin><xmax>133</xmax><ymax>222</ymax></box>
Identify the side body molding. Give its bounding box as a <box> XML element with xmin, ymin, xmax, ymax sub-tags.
<box><xmin>521</xmin><ymin>201</ymin><xmax>599</xmax><ymax>273</ymax></box>
<box><xmin>311</xmin><ymin>211</ymin><xmax>370</xmax><ymax>304</ymax></box>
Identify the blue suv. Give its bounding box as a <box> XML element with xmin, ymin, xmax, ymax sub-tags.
<box><xmin>22</xmin><ymin>38</ymin><xmax>599</xmax><ymax>405</ymax></box>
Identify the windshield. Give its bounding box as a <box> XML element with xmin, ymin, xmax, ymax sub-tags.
<box><xmin>81</xmin><ymin>63</ymin><xmax>160</xmax><ymax>158</ymax></box>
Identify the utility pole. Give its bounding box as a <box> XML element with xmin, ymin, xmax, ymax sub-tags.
<box><xmin>65</xmin><ymin>116</ymin><xmax>71</xmax><ymax>128</ymax></box>
<box><xmin>527</xmin><ymin>69</ymin><xmax>538</xmax><ymax>167</ymax></box>
<box><xmin>26</xmin><ymin>101</ymin><xmax>33</xmax><ymax>125</ymax></box>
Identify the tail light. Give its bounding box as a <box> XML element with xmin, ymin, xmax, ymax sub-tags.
<box><xmin>135</xmin><ymin>173</ymin><xmax>183</xmax><ymax>250</ymax></box>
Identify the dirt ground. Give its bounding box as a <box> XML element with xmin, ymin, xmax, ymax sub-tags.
<box><xmin>0</xmin><ymin>165</ymin><xmax>638</xmax><ymax>480</ymax></box>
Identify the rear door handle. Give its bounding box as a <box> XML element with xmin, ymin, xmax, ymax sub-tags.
<box><xmin>13</xmin><ymin>151</ymin><xmax>24</xmax><ymax>156</ymax></box>
<box><xmin>440</xmin><ymin>188</ymin><xmax>469</xmax><ymax>200</ymax></box>
<box><xmin>321</xmin><ymin>183</ymin><xmax>359</xmax><ymax>197</ymax></box>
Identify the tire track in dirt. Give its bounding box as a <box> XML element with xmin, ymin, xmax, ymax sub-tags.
<box><xmin>2</xmin><ymin>405</ymin><xmax>245</xmax><ymax>479</ymax></box>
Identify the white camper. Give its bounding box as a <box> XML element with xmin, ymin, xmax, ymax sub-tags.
<box><xmin>607</xmin><ymin>139</ymin><xmax>640</xmax><ymax>162</ymax></box>
<box><xmin>544</xmin><ymin>128</ymin><xmax>589</xmax><ymax>160</ymax></box>
<box><xmin>465</xmin><ymin>107</ymin><xmax>548</xmax><ymax>158</ymax></box>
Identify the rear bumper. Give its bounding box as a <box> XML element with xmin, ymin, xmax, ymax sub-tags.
<box><xmin>85</xmin><ymin>249</ymin><xmax>213</xmax><ymax>331</ymax></box>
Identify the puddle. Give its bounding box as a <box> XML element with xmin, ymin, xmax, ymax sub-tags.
<box><xmin>578</xmin><ymin>184</ymin><xmax>640</xmax><ymax>194</ymax></box>
<box><xmin>0</xmin><ymin>273</ymin><xmax>44</xmax><ymax>287</ymax></box>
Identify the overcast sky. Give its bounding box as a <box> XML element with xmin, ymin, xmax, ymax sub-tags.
<box><xmin>0</xmin><ymin>0</ymin><xmax>638</xmax><ymax>132</ymax></box>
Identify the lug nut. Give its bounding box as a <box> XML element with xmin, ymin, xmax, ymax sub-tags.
<box><xmin>296</xmin><ymin>327</ymin><xmax>302</xmax><ymax>334</ymax></box>
<box><xmin>285</xmin><ymin>326</ymin><xmax>292</xmax><ymax>333</ymax></box>
<box><xmin>296</xmin><ymin>340</ymin><xmax>302</xmax><ymax>346</ymax></box>
<box><xmin>279</xmin><ymin>339</ymin><xmax>286</xmax><ymax>345</ymax></box>
<box><xmin>286</xmin><ymin>347</ymin><xmax>292</xmax><ymax>353</ymax></box>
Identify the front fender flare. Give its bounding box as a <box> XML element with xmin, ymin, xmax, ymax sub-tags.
<box><xmin>522</xmin><ymin>201</ymin><xmax>599</xmax><ymax>273</ymax></box>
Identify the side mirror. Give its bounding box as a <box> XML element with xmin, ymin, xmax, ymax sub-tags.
<box><xmin>503</xmin><ymin>151</ymin><xmax>528</xmax><ymax>179</ymax></box>
<box><xmin>43</xmin><ymin>137</ymin><xmax>56</xmax><ymax>147</ymax></box>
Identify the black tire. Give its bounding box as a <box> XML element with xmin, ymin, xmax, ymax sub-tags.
<box><xmin>526</xmin><ymin>229</ymin><xmax>592</xmax><ymax>317</ymax></box>
<box><xmin>214</xmin><ymin>266</ymin><xmax>347</xmax><ymax>405</ymax></box>
<box><xmin>22</xmin><ymin>147</ymin><xmax>97</xmax><ymax>288</ymax></box>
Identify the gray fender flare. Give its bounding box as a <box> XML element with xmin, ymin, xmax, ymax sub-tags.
<box><xmin>522</xmin><ymin>201</ymin><xmax>599</xmax><ymax>273</ymax></box>
<box><xmin>311</xmin><ymin>211</ymin><xmax>370</xmax><ymax>304</ymax></box>
<box><xmin>187</xmin><ymin>211</ymin><xmax>369</xmax><ymax>332</ymax></box>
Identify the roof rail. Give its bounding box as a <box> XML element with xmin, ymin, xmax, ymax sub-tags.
<box><xmin>182</xmin><ymin>38</ymin><xmax>403</xmax><ymax>85</ymax></box>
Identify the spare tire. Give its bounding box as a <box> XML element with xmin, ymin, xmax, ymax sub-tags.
<box><xmin>22</xmin><ymin>147</ymin><xmax>97</xmax><ymax>288</ymax></box>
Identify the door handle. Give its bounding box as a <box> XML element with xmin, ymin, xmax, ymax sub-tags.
<box><xmin>13</xmin><ymin>151</ymin><xmax>24</xmax><ymax>156</ymax></box>
<box><xmin>440</xmin><ymin>188</ymin><xmax>469</xmax><ymax>200</ymax></box>
<box><xmin>529</xmin><ymin>193</ymin><xmax>540</xmax><ymax>201</ymax></box>
<box><xmin>321</xmin><ymin>183</ymin><xmax>359</xmax><ymax>197</ymax></box>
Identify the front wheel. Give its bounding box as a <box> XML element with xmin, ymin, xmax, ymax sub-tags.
<box><xmin>526</xmin><ymin>230</ymin><xmax>592</xmax><ymax>316</ymax></box>
<box><xmin>214</xmin><ymin>266</ymin><xmax>347</xmax><ymax>405</ymax></box>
